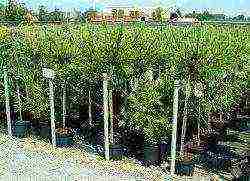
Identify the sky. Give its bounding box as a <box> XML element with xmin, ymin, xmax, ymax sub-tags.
<box><xmin>0</xmin><ymin>0</ymin><xmax>249</xmax><ymax>16</ymax></box>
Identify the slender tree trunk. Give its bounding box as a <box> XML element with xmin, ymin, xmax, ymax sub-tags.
<box><xmin>109</xmin><ymin>87</ymin><xmax>113</xmax><ymax>144</ymax></box>
<box><xmin>197</xmin><ymin>102</ymin><xmax>200</xmax><ymax>147</ymax></box>
<box><xmin>147</xmin><ymin>68</ymin><xmax>153</xmax><ymax>81</ymax></box>
<box><xmin>103</xmin><ymin>73</ymin><xmax>110</xmax><ymax>160</ymax></box>
<box><xmin>133</xmin><ymin>77</ymin><xmax>138</xmax><ymax>93</ymax></box>
<box><xmin>16</xmin><ymin>84</ymin><xmax>23</xmax><ymax>122</ymax></box>
<box><xmin>4</xmin><ymin>68</ymin><xmax>12</xmax><ymax>136</ymax></box>
<box><xmin>62</xmin><ymin>81</ymin><xmax>66</xmax><ymax>128</ymax></box>
<box><xmin>121</xmin><ymin>88</ymin><xmax>128</xmax><ymax>127</ymax></box>
<box><xmin>180</xmin><ymin>81</ymin><xmax>189</xmax><ymax>157</ymax></box>
<box><xmin>88</xmin><ymin>88</ymin><xmax>92</xmax><ymax>127</ymax></box>
<box><xmin>49</xmin><ymin>80</ymin><xmax>56</xmax><ymax>147</ymax></box>
<box><xmin>170</xmin><ymin>80</ymin><xmax>180</xmax><ymax>176</ymax></box>
<box><xmin>219</xmin><ymin>112</ymin><xmax>223</xmax><ymax>123</ymax></box>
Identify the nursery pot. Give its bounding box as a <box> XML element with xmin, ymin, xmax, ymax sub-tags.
<box><xmin>40</xmin><ymin>122</ymin><xmax>51</xmax><ymax>139</ymax></box>
<box><xmin>12</xmin><ymin>120</ymin><xmax>29</xmax><ymax>137</ymax></box>
<box><xmin>143</xmin><ymin>143</ymin><xmax>160</xmax><ymax>166</ymax></box>
<box><xmin>56</xmin><ymin>128</ymin><xmax>74</xmax><ymax>147</ymax></box>
<box><xmin>110</xmin><ymin>144</ymin><xmax>127</xmax><ymax>160</ymax></box>
<box><xmin>159</xmin><ymin>141</ymin><xmax>169</xmax><ymax>163</ymax></box>
<box><xmin>56</xmin><ymin>134</ymin><xmax>73</xmax><ymax>147</ymax></box>
<box><xmin>175</xmin><ymin>161</ymin><xmax>194</xmax><ymax>176</ymax></box>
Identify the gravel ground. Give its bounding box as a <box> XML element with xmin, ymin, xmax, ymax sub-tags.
<box><xmin>0</xmin><ymin>133</ymin><xmax>167</xmax><ymax>180</ymax></box>
<box><xmin>0</xmin><ymin>127</ymin><xmax>237</xmax><ymax>181</ymax></box>
<box><xmin>0</xmin><ymin>134</ymin><xmax>99</xmax><ymax>180</ymax></box>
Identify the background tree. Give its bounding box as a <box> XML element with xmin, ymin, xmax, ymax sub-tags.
<box><xmin>83</xmin><ymin>8</ymin><xmax>97</xmax><ymax>22</ymax></box>
<box><xmin>48</xmin><ymin>8</ymin><xmax>64</xmax><ymax>22</ymax></box>
<box><xmin>111</xmin><ymin>8</ymin><xmax>118</xmax><ymax>18</ymax></box>
<box><xmin>4</xmin><ymin>1</ymin><xmax>28</xmax><ymax>25</ymax></box>
<box><xmin>176</xmin><ymin>8</ymin><xmax>182</xmax><ymax>18</ymax></box>
<box><xmin>38</xmin><ymin>5</ymin><xmax>49</xmax><ymax>22</ymax></box>
<box><xmin>73</xmin><ymin>8</ymin><xmax>81</xmax><ymax>22</ymax></box>
<box><xmin>152</xmin><ymin>7</ymin><xmax>164</xmax><ymax>22</ymax></box>
<box><xmin>233</xmin><ymin>14</ymin><xmax>246</xmax><ymax>21</ymax></box>
<box><xmin>0</xmin><ymin>3</ymin><xmax>5</xmax><ymax>21</ymax></box>
<box><xmin>200</xmin><ymin>10</ymin><xmax>213</xmax><ymax>21</ymax></box>
<box><xmin>129</xmin><ymin>9</ymin><xmax>140</xmax><ymax>19</ymax></box>
<box><xmin>117</xmin><ymin>9</ymin><xmax>124</xmax><ymax>19</ymax></box>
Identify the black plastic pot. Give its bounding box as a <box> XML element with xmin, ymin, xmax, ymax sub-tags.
<box><xmin>110</xmin><ymin>144</ymin><xmax>128</xmax><ymax>160</ymax></box>
<box><xmin>12</xmin><ymin>120</ymin><xmax>30</xmax><ymax>137</ymax></box>
<box><xmin>56</xmin><ymin>133</ymin><xmax>73</xmax><ymax>147</ymax></box>
<box><xmin>175</xmin><ymin>161</ymin><xmax>194</xmax><ymax>176</ymax></box>
<box><xmin>159</xmin><ymin>141</ymin><xmax>170</xmax><ymax>163</ymax></box>
<box><xmin>39</xmin><ymin>122</ymin><xmax>51</xmax><ymax>139</ymax></box>
<box><xmin>239</xmin><ymin>117</ymin><xmax>249</xmax><ymax>132</ymax></box>
<box><xmin>143</xmin><ymin>143</ymin><xmax>160</xmax><ymax>166</ymax></box>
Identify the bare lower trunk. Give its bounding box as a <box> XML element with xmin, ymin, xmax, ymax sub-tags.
<box><xmin>109</xmin><ymin>89</ymin><xmax>113</xmax><ymax>144</ymax></box>
<box><xmin>49</xmin><ymin>80</ymin><xmax>56</xmax><ymax>147</ymax></box>
<box><xmin>4</xmin><ymin>69</ymin><xmax>12</xmax><ymax>136</ymax></box>
<box><xmin>219</xmin><ymin>112</ymin><xmax>223</xmax><ymax>123</ymax></box>
<box><xmin>197</xmin><ymin>119</ymin><xmax>200</xmax><ymax>147</ymax></box>
<box><xmin>103</xmin><ymin>73</ymin><xmax>110</xmax><ymax>160</ymax></box>
<box><xmin>88</xmin><ymin>89</ymin><xmax>92</xmax><ymax>127</ymax></box>
<box><xmin>170</xmin><ymin>80</ymin><xmax>180</xmax><ymax>176</ymax></box>
<box><xmin>62</xmin><ymin>82</ymin><xmax>66</xmax><ymax>128</ymax></box>
<box><xmin>180</xmin><ymin>81</ymin><xmax>190</xmax><ymax>157</ymax></box>
<box><xmin>197</xmin><ymin>100</ymin><xmax>201</xmax><ymax>147</ymax></box>
<box><xmin>17</xmin><ymin>85</ymin><xmax>23</xmax><ymax>122</ymax></box>
<box><xmin>180</xmin><ymin>94</ymin><xmax>188</xmax><ymax>157</ymax></box>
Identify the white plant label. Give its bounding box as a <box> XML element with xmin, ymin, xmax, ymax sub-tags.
<box><xmin>42</xmin><ymin>68</ymin><xmax>55</xmax><ymax>79</ymax></box>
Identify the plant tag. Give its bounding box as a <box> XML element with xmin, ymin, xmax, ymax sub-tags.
<box><xmin>42</xmin><ymin>68</ymin><xmax>55</xmax><ymax>79</ymax></box>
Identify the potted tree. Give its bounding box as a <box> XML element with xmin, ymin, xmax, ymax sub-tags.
<box><xmin>127</xmin><ymin>78</ymin><xmax>173</xmax><ymax>165</ymax></box>
<box><xmin>13</xmin><ymin>76</ymin><xmax>33</xmax><ymax>138</ymax></box>
<box><xmin>143</xmin><ymin>126</ymin><xmax>161</xmax><ymax>166</ymax></box>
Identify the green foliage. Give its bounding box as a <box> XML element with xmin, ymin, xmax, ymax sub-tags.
<box><xmin>2</xmin><ymin>2</ymin><xmax>28</xmax><ymax>25</ymax></box>
<box><xmin>233</xmin><ymin>15</ymin><xmax>246</xmax><ymax>21</ymax></box>
<box><xmin>38</xmin><ymin>6</ymin><xmax>65</xmax><ymax>23</ymax></box>
<box><xmin>152</xmin><ymin>7</ymin><xmax>164</xmax><ymax>22</ymax></box>
<box><xmin>0</xmin><ymin>23</ymin><xmax>248</xmax><ymax>140</ymax></box>
<box><xmin>129</xmin><ymin>10</ymin><xmax>140</xmax><ymax>19</ymax></box>
<box><xmin>185</xmin><ymin>10</ymin><xmax>225</xmax><ymax>21</ymax></box>
<box><xmin>83</xmin><ymin>9</ymin><xmax>97</xmax><ymax>22</ymax></box>
<box><xmin>117</xmin><ymin>9</ymin><xmax>125</xmax><ymax>18</ymax></box>
<box><xmin>127</xmin><ymin>78</ymin><xmax>173</xmax><ymax>143</ymax></box>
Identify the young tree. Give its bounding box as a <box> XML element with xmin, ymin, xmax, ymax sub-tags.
<box><xmin>83</xmin><ymin>8</ymin><xmax>97</xmax><ymax>22</ymax></box>
<box><xmin>176</xmin><ymin>8</ymin><xmax>182</xmax><ymax>18</ymax></box>
<box><xmin>48</xmin><ymin>8</ymin><xmax>64</xmax><ymax>22</ymax></box>
<box><xmin>0</xmin><ymin>3</ymin><xmax>5</xmax><ymax>21</ymax></box>
<box><xmin>4</xmin><ymin>1</ymin><xmax>28</xmax><ymax>25</ymax></box>
<box><xmin>129</xmin><ymin>9</ymin><xmax>140</xmax><ymax>19</ymax></box>
<box><xmin>111</xmin><ymin>8</ymin><xmax>118</xmax><ymax>18</ymax></box>
<box><xmin>152</xmin><ymin>7</ymin><xmax>164</xmax><ymax>22</ymax></box>
<box><xmin>38</xmin><ymin>5</ymin><xmax>48</xmax><ymax>22</ymax></box>
<box><xmin>117</xmin><ymin>9</ymin><xmax>124</xmax><ymax>18</ymax></box>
